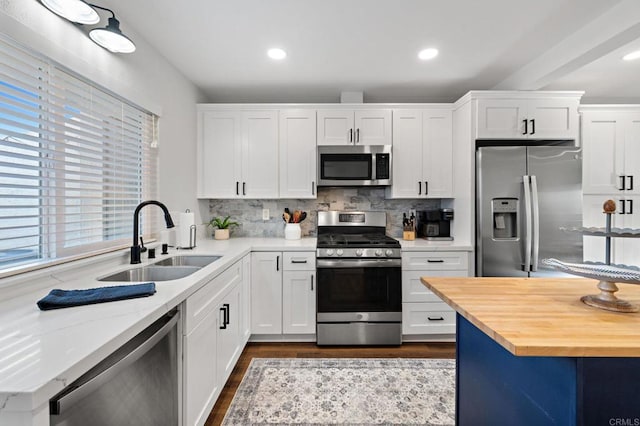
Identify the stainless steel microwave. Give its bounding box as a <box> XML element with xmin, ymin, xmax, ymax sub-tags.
<box><xmin>317</xmin><ymin>145</ymin><xmax>392</xmax><ymax>186</ymax></box>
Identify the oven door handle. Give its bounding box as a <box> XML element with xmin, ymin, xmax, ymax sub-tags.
<box><xmin>316</xmin><ymin>258</ymin><xmax>402</xmax><ymax>268</ymax></box>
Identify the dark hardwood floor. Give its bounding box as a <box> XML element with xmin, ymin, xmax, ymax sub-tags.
<box><xmin>204</xmin><ymin>342</ymin><xmax>456</xmax><ymax>426</ymax></box>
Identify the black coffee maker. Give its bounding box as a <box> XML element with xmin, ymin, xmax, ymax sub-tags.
<box><xmin>417</xmin><ymin>208</ymin><xmax>454</xmax><ymax>240</ymax></box>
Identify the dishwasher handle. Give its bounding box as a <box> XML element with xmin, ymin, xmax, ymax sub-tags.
<box><xmin>50</xmin><ymin>310</ymin><xmax>179</xmax><ymax>416</ymax></box>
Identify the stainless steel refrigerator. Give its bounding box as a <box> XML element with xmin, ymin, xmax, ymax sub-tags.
<box><xmin>476</xmin><ymin>145</ymin><xmax>583</xmax><ymax>277</ymax></box>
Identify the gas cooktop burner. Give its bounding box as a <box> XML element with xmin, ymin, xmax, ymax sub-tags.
<box><xmin>317</xmin><ymin>233</ymin><xmax>401</xmax><ymax>248</ymax></box>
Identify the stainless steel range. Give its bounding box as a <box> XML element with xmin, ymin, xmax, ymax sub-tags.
<box><xmin>316</xmin><ymin>211</ymin><xmax>402</xmax><ymax>345</ymax></box>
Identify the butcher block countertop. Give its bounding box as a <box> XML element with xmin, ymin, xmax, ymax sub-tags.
<box><xmin>420</xmin><ymin>277</ymin><xmax>640</xmax><ymax>357</ymax></box>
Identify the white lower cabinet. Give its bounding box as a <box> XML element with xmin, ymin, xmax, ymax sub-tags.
<box><xmin>183</xmin><ymin>257</ymin><xmax>247</xmax><ymax>426</ymax></box>
<box><xmin>251</xmin><ymin>252</ymin><xmax>283</xmax><ymax>334</ymax></box>
<box><xmin>240</xmin><ymin>254</ymin><xmax>251</xmax><ymax>342</ymax></box>
<box><xmin>251</xmin><ymin>251</ymin><xmax>316</xmax><ymax>337</ymax></box>
<box><xmin>184</xmin><ymin>307</ymin><xmax>218</xmax><ymax>426</ymax></box>
<box><xmin>401</xmin><ymin>251</ymin><xmax>470</xmax><ymax>339</ymax></box>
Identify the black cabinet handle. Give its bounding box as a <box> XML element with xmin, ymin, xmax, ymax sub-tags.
<box><xmin>291</xmin><ymin>259</ymin><xmax>308</xmax><ymax>264</ymax></box>
<box><xmin>629</xmin><ymin>199</ymin><xmax>634</xmax><ymax>215</ymax></box>
<box><xmin>242</xmin><ymin>182</ymin><xmax>246</xmax><ymax>195</ymax></box>
<box><xmin>425</xmin><ymin>181</ymin><xmax>428</xmax><ymax>195</ymax></box>
<box><xmin>620</xmin><ymin>175</ymin><xmax>626</xmax><ymax>191</ymax></box>
<box><xmin>223</xmin><ymin>303</ymin><xmax>230</xmax><ymax>325</ymax></box>
<box><xmin>236</xmin><ymin>181</ymin><xmax>239</xmax><ymax>195</ymax></box>
<box><xmin>427</xmin><ymin>259</ymin><xmax>445</xmax><ymax>263</ymax></box>
<box><xmin>628</xmin><ymin>175</ymin><xmax>634</xmax><ymax>191</ymax></box>
<box><xmin>312</xmin><ymin>181</ymin><xmax>315</xmax><ymax>195</ymax></box>
<box><xmin>349</xmin><ymin>128</ymin><xmax>353</xmax><ymax>143</ymax></box>
<box><xmin>620</xmin><ymin>199</ymin><xmax>626</xmax><ymax>215</ymax></box>
<box><xmin>311</xmin><ymin>274</ymin><xmax>314</xmax><ymax>291</ymax></box>
<box><xmin>356</xmin><ymin>128</ymin><xmax>360</xmax><ymax>143</ymax></box>
<box><xmin>428</xmin><ymin>316</ymin><xmax>444</xmax><ymax>321</ymax></box>
<box><xmin>530</xmin><ymin>119</ymin><xmax>535</xmax><ymax>135</ymax></box>
<box><xmin>523</xmin><ymin>119</ymin><xmax>528</xmax><ymax>135</ymax></box>
<box><xmin>276</xmin><ymin>255</ymin><xmax>280</xmax><ymax>271</ymax></box>
<box><xmin>418</xmin><ymin>181</ymin><xmax>422</xmax><ymax>195</ymax></box>
<box><xmin>219</xmin><ymin>305</ymin><xmax>228</xmax><ymax>329</ymax></box>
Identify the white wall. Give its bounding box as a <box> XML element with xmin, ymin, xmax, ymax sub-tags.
<box><xmin>0</xmin><ymin>1</ymin><xmax>205</xmax><ymax>224</ymax></box>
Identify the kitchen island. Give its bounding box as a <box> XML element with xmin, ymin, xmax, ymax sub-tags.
<box><xmin>421</xmin><ymin>277</ymin><xmax>640</xmax><ymax>426</ymax></box>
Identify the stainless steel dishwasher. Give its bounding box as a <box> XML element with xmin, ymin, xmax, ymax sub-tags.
<box><xmin>50</xmin><ymin>309</ymin><xmax>180</xmax><ymax>426</ymax></box>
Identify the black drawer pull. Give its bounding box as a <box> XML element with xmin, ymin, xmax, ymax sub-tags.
<box><xmin>428</xmin><ymin>316</ymin><xmax>444</xmax><ymax>321</ymax></box>
<box><xmin>291</xmin><ymin>259</ymin><xmax>308</xmax><ymax>264</ymax></box>
<box><xmin>427</xmin><ymin>259</ymin><xmax>445</xmax><ymax>263</ymax></box>
<box><xmin>219</xmin><ymin>304</ymin><xmax>229</xmax><ymax>329</ymax></box>
<box><xmin>620</xmin><ymin>175</ymin><xmax>626</xmax><ymax>191</ymax></box>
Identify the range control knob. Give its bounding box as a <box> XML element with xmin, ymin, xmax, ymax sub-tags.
<box><xmin>326</xmin><ymin>249</ymin><xmax>335</xmax><ymax>256</ymax></box>
<box><xmin>374</xmin><ymin>249</ymin><xmax>383</xmax><ymax>257</ymax></box>
<box><xmin>336</xmin><ymin>249</ymin><xmax>344</xmax><ymax>256</ymax></box>
<box><xmin>355</xmin><ymin>249</ymin><xmax>364</xmax><ymax>257</ymax></box>
<box><xmin>385</xmin><ymin>249</ymin><xmax>394</xmax><ymax>257</ymax></box>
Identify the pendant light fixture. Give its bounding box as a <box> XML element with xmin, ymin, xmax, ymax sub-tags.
<box><xmin>89</xmin><ymin>9</ymin><xmax>136</xmax><ymax>53</ymax></box>
<box><xmin>40</xmin><ymin>1</ymin><xmax>135</xmax><ymax>54</ymax></box>
<box><xmin>40</xmin><ymin>0</ymin><xmax>100</xmax><ymax>25</ymax></box>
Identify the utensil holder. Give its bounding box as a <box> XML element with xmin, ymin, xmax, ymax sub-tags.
<box><xmin>403</xmin><ymin>231</ymin><xmax>415</xmax><ymax>241</ymax></box>
<box><xmin>284</xmin><ymin>223</ymin><xmax>301</xmax><ymax>240</ymax></box>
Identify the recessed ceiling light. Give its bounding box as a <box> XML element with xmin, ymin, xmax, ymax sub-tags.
<box><xmin>418</xmin><ymin>48</ymin><xmax>439</xmax><ymax>61</ymax></box>
<box><xmin>267</xmin><ymin>48</ymin><xmax>287</xmax><ymax>60</ymax></box>
<box><xmin>623</xmin><ymin>50</ymin><xmax>640</xmax><ymax>61</ymax></box>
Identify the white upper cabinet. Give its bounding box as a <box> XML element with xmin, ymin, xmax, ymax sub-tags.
<box><xmin>476</xmin><ymin>95</ymin><xmax>580</xmax><ymax>140</ymax></box>
<box><xmin>279</xmin><ymin>109</ymin><xmax>317</xmax><ymax>198</ymax></box>
<box><xmin>423</xmin><ymin>109</ymin><xmax>453</xmax><ymax>197</ymax></box>
<box><xmin>198</xmin><ymin>110</ymin><xmax>242</xmax><ymax>198</ymax></box>
<box><xmin>389</xmin><ymin>108</ymin><xmax>453</xmax><ymax>198</ymax></box>
<box><xmin>317</xmin><ymin>109</ymin><xmax>391</xmax><ymax>145</ymax></box>
<box><xmin>582</xmin><ymin>108</ymin><xmax>640</xmax><ymax>195</ymax></box>
<box><xmin>197</xmin><ymin>108</ymin><xmax>278</xmax><ymax>198</ymax></box>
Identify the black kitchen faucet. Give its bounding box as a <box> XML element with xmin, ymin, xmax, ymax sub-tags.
<box><xmin>131</xmin><ymin>200</ymin><xmax>175</xmax><ymax>264</ymax></box>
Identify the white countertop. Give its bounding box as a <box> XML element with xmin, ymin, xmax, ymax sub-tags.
<box><xmin>0</xmin><ymin>236</ymin><xmax>471</xmax><ymax>419</ymax></box>
<box><xmin>0</xmin><ymin>238</ymin><xmax>315</xmax><ymax>417</ymax></box>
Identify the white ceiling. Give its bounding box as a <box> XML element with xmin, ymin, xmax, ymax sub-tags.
<box><xmin>102</xmin><ymin>0</ymin><xmax>640</xmax><ymax>103</ymax></box>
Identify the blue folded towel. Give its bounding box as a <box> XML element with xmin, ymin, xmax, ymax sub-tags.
<box><xmin>37</xmin><ymin>283</ymin><xmax>156</xmax><ymax>311</ymax></box>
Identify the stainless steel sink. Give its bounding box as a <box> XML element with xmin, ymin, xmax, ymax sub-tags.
<box><xmin>152</xmin><ymin>255</ymin><xmax>222</xmax><ymax>267</ymax></box>
<box><xmin>98</xmin><ymin>266</ymin><xmax>201</xmax><ymax>282</ymax></box>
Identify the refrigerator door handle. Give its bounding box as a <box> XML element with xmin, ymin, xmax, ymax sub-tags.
<box><xmin>523</xmin><ymin>175</ymin><xmax>533</xmax><ymax>272</ymax></box>
<box><xmin>530</xmin><ymin>175</ymin><xmax>540</xmax><ymax>272</ymax></box>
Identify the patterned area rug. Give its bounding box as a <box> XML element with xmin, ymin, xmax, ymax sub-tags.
<box><xmin>222</xmin><ymin>358</ymin><xmax>456</xmax><ymax>425</ymax></box>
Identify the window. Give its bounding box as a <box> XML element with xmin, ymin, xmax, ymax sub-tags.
<box><xmin>0</xmin><ymin>35</ymin><xmax>158</xmax><ymax>274</ymax></box>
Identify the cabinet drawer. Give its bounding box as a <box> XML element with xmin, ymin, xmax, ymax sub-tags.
<box><xmin>283</xmin><ymin>252</ymin><xmax>316</xmax><ymax>271</ymax></box>
<box><xmin>402</xmin><ymin>251</ymin><xmax>469</xmax><ymax>271</ymax></box>
<box><xmin>403</xmin><ymin>270</ymin><xmax>468</xmax><ymax>303</ymax></box>
<box><xmin>184</xmin><ymin>260</ymin><xmax>242</xmax><ymax>334</ymax></box>
<box><xmin>402</xmin><ymin>302</ymin><xmax>456</xmax><ymax>335</ymax></box>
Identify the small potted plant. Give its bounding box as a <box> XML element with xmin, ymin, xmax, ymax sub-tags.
<box><xmin>208</xmin><ymin>215</ymin><xmax>239</xmax><ymax>240</ymax></box>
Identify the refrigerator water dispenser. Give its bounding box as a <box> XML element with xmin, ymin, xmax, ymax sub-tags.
<box><xmin>492</xmin><ymin>198</ymin><xmax>518</xmax><ymax>239</ymax></box>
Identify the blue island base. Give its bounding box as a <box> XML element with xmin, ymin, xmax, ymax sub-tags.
<box><xmin>456</xmin><ymin>315</ymin><xmax>640</xmax><ymax>426</ymax></box>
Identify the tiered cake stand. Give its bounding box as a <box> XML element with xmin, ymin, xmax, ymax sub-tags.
<box><xmin>542</xmin><ymin>200</ymin><xmax>640</xmax><ymax>313</ymax></box>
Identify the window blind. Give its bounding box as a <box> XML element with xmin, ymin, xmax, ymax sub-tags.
<box><xmin>0</xmin><ymin>34</ymin><xmax>158</xmax><ymax>273</ymax></box>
